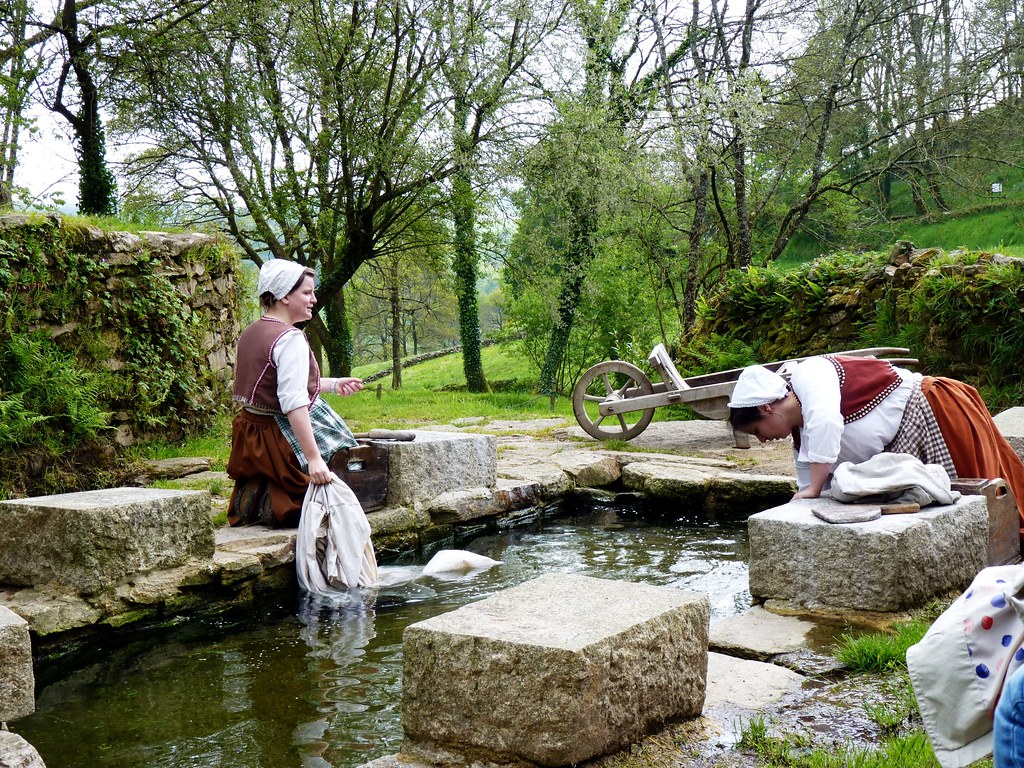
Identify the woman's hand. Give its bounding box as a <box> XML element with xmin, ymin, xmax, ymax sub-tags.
<box><xmin>791</xmin><ymin>487</ymin><xmax>822</xmax><ymax>500</ymax></box>
<box><xmin>791</xmin><ymin>462</ymin><xmax>831</xmax><ymax>500</ymax></box>
<box><xmin>307</xmin><ymin>457</ymin><xmax>332</xmax><ymax>485</ymax></box>
<box><xmin>333</xmin><ymin>377</ymin><xmax>364</xmax><ymax>396</ymax></box>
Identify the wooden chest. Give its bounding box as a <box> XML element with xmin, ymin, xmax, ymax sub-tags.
<box><xmin>329</xmin><ymin>441</ymin><xmax>389</xmax><ymax>512</ymax></box>
<box><xmin>952</xmin><ymin>477</ymin><xmax>1021</xmax><ymax>566</ymax></box>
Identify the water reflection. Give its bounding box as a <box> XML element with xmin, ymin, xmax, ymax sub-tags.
<box><xmin>16</xmin><ymin>504</ymin><xmax>750</xmax><ymax>768</ymax></box>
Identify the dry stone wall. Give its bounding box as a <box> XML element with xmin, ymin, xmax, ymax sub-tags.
<box><xmin>693</xmin><ymin>243</ymin><xmax>1024</xmax><ymax>391</ymax></box>
<box><xmin>0</xmin><ymin>212</ymin><xmax>242</xmax><ymax>445</ymax></box>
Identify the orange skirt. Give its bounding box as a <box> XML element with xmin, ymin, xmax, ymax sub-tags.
<box><xmin>226</xmin><ymin>410</ymin><xmax>308</xmax><ymax>527</ymax></box>
<box><xmin>923</xmin><ymin>376</ymin><xmax>1024</xmax><ymax>537</ymax></box>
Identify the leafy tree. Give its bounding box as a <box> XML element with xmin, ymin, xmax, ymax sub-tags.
<box><xmin>440</xmin><ymin>0</ymin><xmax>559</xmax><ymax>392</ymax></box>
<box><xmin>112</xmin><ymin>0</ymin><xmax>558</xmax><ymax>379</ymax></box>
<box><xmin>346</xmin><ymin>214</ymin><xmax>454</xmax><ymax>385</ymax></box>
<box><xmin>0</xmin><ymin>0</ymin><xmax>39</xmax><ymax>208</ymax></box>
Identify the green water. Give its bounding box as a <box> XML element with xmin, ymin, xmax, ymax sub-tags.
<box><xmin>14</xmin><ymin>503</ymin><xmax>750</xmax><ymax>768</ymax></box>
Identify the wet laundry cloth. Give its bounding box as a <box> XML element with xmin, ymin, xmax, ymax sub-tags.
<box><xmin>908</xmin><ymin>564</ymin><xmax>1024</xmax><ymax>767</ymax></box>
<box><xmin>829</xmin><ymin>451</ymin><xmax>960</xmax><ymax>507</ymax></box>
<box><xmin>296</xmin><ymin>474</ymin><xmax>378</xmax><ymax>595</ymax></box>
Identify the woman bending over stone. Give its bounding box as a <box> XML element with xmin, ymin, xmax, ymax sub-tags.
<box><xmin>727</xmin><ymin>355</ymin><xmax>1024</xmax><ymax>537</ymax></box>
<box><xmin>227</xmin><ymin>260</ymin><xmax>363</xmax><ymax>527</ymax></box>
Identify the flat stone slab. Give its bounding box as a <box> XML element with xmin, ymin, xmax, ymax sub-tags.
<box><xmin>498</xmin><ymin>462</ymin><xmax>574</xmax><ymax>498</ymax></box>
<box><xmin>402</xmin><ymin>572</ymin><xmax>710</xmax><ymax>766</ymax></box>
<box><xmin>702</xmin><ymin>652</ymin><xmax>806</xmax><ymax>744</ymax></box>
<box><xmin>552</xmin><ymin>452</ymin><xmax>621</xmax><ymax>488</ymax></box>
<box><xmin>555</xmin><ymin>420</ymin><xmax>739</xmax><ymax>452</ymax></box>
<box><xmin>704</xmin><ymin>651</ymin><xmax>805</xmax><ymax>711</ymax></box>
<box><xmin>384</xmin><ymin>431</ymin><xmax>496</xmax><ymax>508</ymax></box>
<box><xmin>0</xmin><ymin>488</ymin><xmax>215</xmax><ymax>594</ymax></box>
<box><xmin>811</xmin><ymin>504</ymin><xmax>881</xmax><ymax>524</ymax></box>
<box><xmin>748</xmin><ymin>496</ymin><xmax>988</xmax><ymax>612</ymax></box>
<box><xmin>0</xmin><ymin>606</ymin><xmax>34</xmax><ymax>721</ymax></box>
<box><xmin>134</xmin><ymin>456</ymin><xmax>212</xmax><ymax>481</ymax></box>
<box><xmin>709</xmin><ymin>605</ymin><xmax>816</xmax><ymax>661</ymax></box>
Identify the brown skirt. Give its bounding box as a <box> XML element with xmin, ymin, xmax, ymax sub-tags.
<box><xmin>923</xmin><ymin>376</ymin><xmax>1024</xmax><ymax>536</ymax></box>
<box><xmin>226</xmin><ymin>410</ymin><xmax>309</xmax><ymax>527</ymax></box>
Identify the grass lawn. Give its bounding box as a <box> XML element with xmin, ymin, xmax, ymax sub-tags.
<box><xmin>141</xmin><ymin>343</ymin><xmax>575</xmax><ymax>463</ymax></box>
<box><xmin>138</xmin><ymin>341</ymin><xmax>705</xmax><ymax>464</ymax></box>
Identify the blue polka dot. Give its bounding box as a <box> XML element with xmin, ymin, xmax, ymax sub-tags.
<box><xmin>965</xmin><ymin>589</ymin><xmax>974</xmax><ymax>599</ymax></box>
<box><xmin>1016</xmin><ymin>648</ymin><xmax>1024</xmax><ymax>662</ymax></box>
<box><xmin>978</xmin><ymin>664</ymin><xmax>991</xmax><ymax>678</ymax></box>
<box><xmin>968</xmin><ymin>643</ymin><xmax>974</xmax><ymax>657</ymax></box>
<box><xmin>998</xmin><ymin>580</ymin><xmax>1007</xmax><ymax>584</ymax></box>
<box><xmin>1004</xmin><ymin>635</ymin><xmax>1014</xmax><ymax>647</ymax></box>
<box><xmin>992</xmin><ymin>595</ymin><xmax>1008</xmax><ymax>609</ymax></box>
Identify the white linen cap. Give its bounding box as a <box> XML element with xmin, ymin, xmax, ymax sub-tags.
<box><xmin>258</xmin><ymin>259</ymin><xmax>308</xmax><ymax>300</ymax></box>
<box><xmin>727</xmin><ymin>365</ymin><xmax>788</xmax><ymax>408</ymax></box>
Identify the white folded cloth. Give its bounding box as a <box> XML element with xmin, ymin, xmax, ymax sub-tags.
<box><xmin>829</xmin><ymin>451</ymin><xmax>960</xmax><ymax>507</ymax></box>
<box><xmin>296</xmin><ymin>474</ymin><xmax>378</xmax><ymax>596</ymax></box>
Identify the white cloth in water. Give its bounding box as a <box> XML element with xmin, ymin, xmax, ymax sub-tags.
<box><xmin>829</xmin><ymin>452</ymin><xmax>960</xmax><ymax>507</ymax></box>
<box><xmin>908</xmin><ymin>564</ymin><xmax>1024</xmax><ymax>767</ymax></box>
<box><xmin>296</xmin><ymin>474</ymin><xmax>378</xmax><ymax>595</ymax></box>
<box><xmin>421</xmin><ymin>549</ymin><xmax>501</xmax><ymax>577</ymax></box>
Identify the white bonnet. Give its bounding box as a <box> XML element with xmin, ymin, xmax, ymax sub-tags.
<box><xmin>258</xmin><ymin>259</ymin><xmax>309</xmax><ymax>300</ymax></box>
<box><xmin>727</xmin><ymin>365</ymin><xmax>788</xmax><ymax>408</ymax></box>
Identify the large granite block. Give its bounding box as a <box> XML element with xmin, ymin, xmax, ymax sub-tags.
<box><xmin>383</xmin><ymin>431</ymin><xmax>496</xmax><ymax>508</ymax></box>
<box><xmin>994</xmin><ymin>406</ymin><xmax>1024</xmax><ymax>462</ymax></box>
<box><xmin>0</xmin><ymin>731</ymin><xmax>46</xmax><ymax>768</ymax></box>
<box><xmin>402</xmin><ymin>573</ymin><xmax>710</xmax><ymax>766</ymax></box>
<box><xmin>0</xmin><ymin>488</ymin><xmax>214</xmax><ymax>593</ymax></box>
<box><xmin>0</xmin><ymin>606</ymin><xmax>34</xmax><ymax>722</ymax></box>
<box><xmin>748</xmin><ymin>496</ymin><xmax>988</xmax><ymax>612</ymax></box>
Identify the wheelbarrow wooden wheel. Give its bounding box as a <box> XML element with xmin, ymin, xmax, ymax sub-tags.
<box><xmin>572</xmin><ymin>361</ymin><xmax>655</xmax><ymax>441</ymax></box>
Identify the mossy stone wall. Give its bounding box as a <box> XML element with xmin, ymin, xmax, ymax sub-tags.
<box><xmin>0</xmin><ymin>212</ymin><xmax>241</xmax><ymax>446</ymax></box>
<box><xmin>690</xmin><ymin>244</ymin><xmax>1024</xmax><ymax>406</ymax></box>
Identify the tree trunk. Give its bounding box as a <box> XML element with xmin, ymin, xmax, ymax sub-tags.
<box><xmin>732</xmin><ymin>129</ymin><xmax>753</xmax><ymax>269</ymax></box>
<box><xmin>0</xmin><ymin>0</ymin><xmax>31</xmax><ymax>209</ymax></box>
<box><xmin>451</xmin><ymin>110</ymin><xmax>488</xmax><ymax>392</ymax></box>
<box><xmin>684</xmin><ymin>169</ymin><xmax>709</xmax><ymax>332</ymax></box>
<box><xmin>50</xmin><ymin>0</ymin><xmax>116</xmax><ymax>216</ymax></box>
<box><xmin>909</xmin><ymin>172</ymin><xmax>928</xmax><ymax>216</ymax></box>
<box><xmin>390</xmin><ymin>264</ymin><xmax>402</xmax><ymax>390</ymax></box>
<box><xmin>880</xmin><ymin>171</ymin><xmax>892</xmax><ymax>217</ymax></box>
<box><xmin>323</xmin><ymin>288</ymin><xmax>353</xmax><ymax>377</ymax></box>
<box><xmin>537</xmin><ymin>268</ymin><xmax>586</xmax><ymax>397</ymax></box>
<box><xmin>538</xmin><ymin>196</ymin><xmax>595</xmax><ymax>396</ymax></box>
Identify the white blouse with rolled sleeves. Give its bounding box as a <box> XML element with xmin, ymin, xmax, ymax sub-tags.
<box><xmin>272</xmin><ymin>329</ymin><xmax>316</xmax><ymax>414</ymax></box>
<box><xmin>788</xmin><ymin>356</ymin><xmax>921</xmax><ymax>490</ymax></box>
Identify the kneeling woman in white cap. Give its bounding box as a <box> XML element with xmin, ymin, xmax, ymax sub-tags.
<box><xmin>227</xmin><ymin>260</ymin><xmax>363</xmax><ymax>526</ymax></box>
<box><xmin>727</xmin><ymin>355</ymin><xmax>1024</xmax><ymax>533</ymax></box>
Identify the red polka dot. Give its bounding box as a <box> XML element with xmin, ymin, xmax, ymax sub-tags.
<box><xmin>982</xmin><ymin>616</ymin><xmax>994</xmax><ymax>630</ymax></box>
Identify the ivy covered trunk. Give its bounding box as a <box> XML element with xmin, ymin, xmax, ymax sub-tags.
<box><xmin>324</xmin><ymin>288</ymin><xmax>353</xmax><ymax>377</ymax></box>
<box><xmin>55</xmin><ymin>0</ymin><xmax>117</xmax><ymax>216</ymax></box>
<box><xmin>452</xmin><ymin>164</ymin><xmax>487</xmax><ymax>393</ymax></box>
<box><xmin>537</xmin><ymin>195</ymin><xmax>596</xmax><ymax>397</ymax></box>
<box><xmin>452</xmin><ymin>96</ymin><xmax>488</xmax><ymax>393</ymax></box>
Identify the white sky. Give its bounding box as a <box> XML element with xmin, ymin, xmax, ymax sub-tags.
<box><xmin>18</xmin><ymin>102</ymin><xmax>80</xmax><ymax>210</ymax></box>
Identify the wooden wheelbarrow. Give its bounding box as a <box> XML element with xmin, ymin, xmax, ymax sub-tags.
<box><xmin>571</xmin><ymin>345</ymin><xmax>918</xmax><ymax>442</ymax></box>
